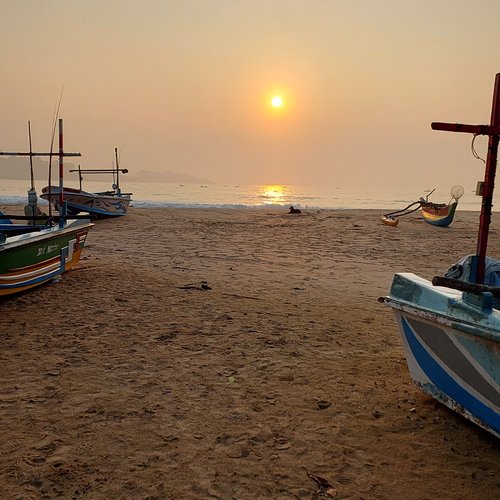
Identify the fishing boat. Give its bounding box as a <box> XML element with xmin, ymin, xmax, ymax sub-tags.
<box><xmin>41</xmin><ymin>148</ymin><xmax>132</xmax><ymax>218</ymax></box>
<box><xmin>381</xmin><ymin>185</ymin><xmax>464</xmax><ymax>227</ymax></box>
<box><xmin>0</xmin><ymin>119</ymin><xmax>94</xmax><ymax>297</ymax></box>
<box><xmin>420</xmin><ymin>186</ymin><xmax>464</xmax><ymax>227</ymax></box>
<box><xmin>380</xmin><ymin>74</ymin><xmax>500</xmax><ymax>437</ymax></box>
<box><xmin>0</xmin><ymin>216</ymin><xmax>93</xmax><ymax>296</ymax></box>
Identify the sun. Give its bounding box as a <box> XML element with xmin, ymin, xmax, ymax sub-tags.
<box><xmin>271</xmin><ymin>95</ymin><xmax>283</xmax><ymax>108</ymax></box>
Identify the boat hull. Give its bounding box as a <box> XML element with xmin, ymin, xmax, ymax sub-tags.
<box><xmin>0</xmin><ymin>219</ymin><xmax>93</xmax><ymax>296</ymax></box>
<box><xmin>383</xmin><ymin>273</ymin><xmax>500</xmax><ymax>437</ymax></box>
<box><xmin>380</xmin><ymin>215</ymin><xmax>399</xmax><ymax>226</ymax></box>
<box><xmin>41</xmin><ymin>186</ymin><xmax>132</xmax><ymax>218</ymax></box>
<box><xmin>421</xmin><ymin>202</ymin><xmax>458</xmax><ymax>227</ymax></box>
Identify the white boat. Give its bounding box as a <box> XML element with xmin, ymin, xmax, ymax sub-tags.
<box><xmin>382</xmin><ymin>272</ymin><xmax>500</xmax><ymax>437</ymax></box>
<box><xmin>41</xmin><ymin>185</ymin><xmax>132</xmax><ymax>218</ymax></box>
<box><xmin>380</xmin><ymin>73</ymin><xmax>500</xmax><ymax>437</ymax></box>
<box><xmin>41</xmin><ymin>148</ymin><xmax>132</xmax><ymax>219</ymax></box>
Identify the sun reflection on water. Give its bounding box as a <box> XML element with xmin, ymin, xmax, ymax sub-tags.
<box><xmin>258</xmin><ymin>184</ymin><xmax>291</xmax><ymax>205</ymax></box>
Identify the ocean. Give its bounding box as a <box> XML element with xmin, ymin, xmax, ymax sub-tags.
<box><xmin>0</xmin><ymin>178</ymin><xmax>493</xmax><ymax>212</ymax></box>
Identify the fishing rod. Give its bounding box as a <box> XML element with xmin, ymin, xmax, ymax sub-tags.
<box><xmin>115</xmin><ymin>147</ymin><xmax>121</xmax><ymax>193</ymax></box>
<box><xmin>47</xmin><ymin>89</ymin><xmax>64</xmax><ymax>219</ymax></box>
<box><xmin>28</xmin><ymin>120</ymin><xmax>34</xmax><ymax>191</ymax></box>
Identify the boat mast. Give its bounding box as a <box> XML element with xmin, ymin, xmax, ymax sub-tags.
<box><xmin>114</xmin><ymin>147</ymin><xmax>120</xmax><ymax>194</ymax></box>
<box><xmin>76</xmin><ymin>165</ymin><xmax>83</xmax><ymax>190</ymax></box>
<box><xmin>432</xmin><ymin>73</ymin><xmax>500</xmax><ymax>284</ymax></box>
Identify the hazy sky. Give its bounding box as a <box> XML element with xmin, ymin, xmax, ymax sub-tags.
<box><xmin>2</xmin><ymin>0</ymin><xmax>500</xmax><ymax>189</ymax></box>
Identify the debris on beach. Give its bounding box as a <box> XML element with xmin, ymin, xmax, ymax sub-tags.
<box><xmin>317</xmin><ymin>399</ymin><xmax>332</xmax><ymax>410</ymax></box>
<box><xmin>178</xmin><ymin>281</ymin><xmax>212</xmax><ymax>290</ymax></box>
<box><xmin>306</xmin><ymin>471</ymin><xmax>337</xmax><ymax>497</ymax></box>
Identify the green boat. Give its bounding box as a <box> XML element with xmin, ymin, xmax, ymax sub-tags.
<box><xmin>0</xmin><ymin>118</ymin><xmax>94</xmax><ymax>297</ymax></box>
<box><xmin>0</xmin><ymin>218</ymin><xmax>93</xmax><ymax>296</ymax></box>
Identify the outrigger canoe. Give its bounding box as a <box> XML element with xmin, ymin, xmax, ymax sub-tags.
<box><xmin>420</xmin><ymin>199</ymin><xmax>459</xmax><ymax>227</ymax></box>
<box><xmin>381</xmin><ymin>185</ymin><xmax>464</xmax><ymax>227</ymax></box>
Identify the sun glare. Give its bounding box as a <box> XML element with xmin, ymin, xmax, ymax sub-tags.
<box><xmin>259</xmin><ymin>184</ymin><xmax>290</xmax><ymax>204</ymax></box>
<box><xmin>271</xmin><ymin>96</ymin><xmax>283</xmax><ymax>108</ymax></box>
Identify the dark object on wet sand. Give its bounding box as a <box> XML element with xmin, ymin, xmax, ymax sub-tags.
<box><xmin>288</xmin><ymin>206</ymin><xmax>301</xmax><ymax>214</ymax></box>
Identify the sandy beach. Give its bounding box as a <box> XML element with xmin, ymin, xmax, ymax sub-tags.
<box><xmin>0</xmin><ymin>206</ymin><xmax>498</xmax><ymax>499</ymax></box>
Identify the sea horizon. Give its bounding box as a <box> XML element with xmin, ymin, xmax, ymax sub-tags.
<box><xmin>0</xmin><ymin>177</ymin><xmax>495</xmax><ymax>212</ymax></box>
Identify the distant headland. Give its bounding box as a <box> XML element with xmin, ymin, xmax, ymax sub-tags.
<box><xmin>0</xmin><ymin>157</ymin><xmax>74</xmax><ymax>180</ymax></box>
<box><xmin>126</xmin><ymin>170</ymin><xmax>214</xmax><ymax>185</ymax></box>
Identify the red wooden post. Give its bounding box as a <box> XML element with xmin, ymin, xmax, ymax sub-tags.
<box><xmin>431</xmin><ymin>73</ymin><xmax>500</xmax><ymax>284</ymax></box>
<box><xmin>476</xmin><ymin>73</ymin><xmax>500</xmax><ymax>283</ymax></box>
<box><xmin>58</xmin><ymin>118</ymin><xmax>64</xmax><ymax>221</ymax></box>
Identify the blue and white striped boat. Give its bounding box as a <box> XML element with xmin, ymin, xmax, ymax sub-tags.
<box><xmin>382</xmin><ymin>273</ymin><xmax>500</xmax><ymax>437</ymax></box>
<box><xmin>381</xmin><ymin>73</ymin><xmax>500</xmax><ymax>438</ymax></box>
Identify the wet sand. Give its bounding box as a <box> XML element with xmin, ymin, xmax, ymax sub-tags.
<box><xmin>0</xmin><ymin>206</ymin><xmax>498</xmax><ymax>499</ymax></box>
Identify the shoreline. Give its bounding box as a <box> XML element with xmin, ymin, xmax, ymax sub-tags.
<box><xmin>0</xmin><ymin>206</ymin><xmax>498</xmax><ymax>498</ymax></box>
<box><xmin>0</xmin><ymin>199</ymin><xmax>494</xmax><ymax>213</ymax></box>
<box><xmin>0</xmin><ymin>180</ymin><xmax>494</xmax><ymax>212</ymax></box>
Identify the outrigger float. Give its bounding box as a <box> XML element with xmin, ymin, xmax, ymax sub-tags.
<box><xmin>380</xmin><ymin>74</ymin><xmax>500</xmax><ymax>437</ymax></box>
<box><xmin>0</xmin><ymin>119</ymin><xmax>93</xmax><ymax>297</ymax></box>
<box><xmin>381</xmin><ymin>185</ymin><xmax>464</xmax><ymax>227</ymax></box>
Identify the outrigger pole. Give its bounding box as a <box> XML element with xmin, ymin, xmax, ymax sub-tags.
<box><xmin>69</xmin><ymin>147</ymin><xmax>128</xmax><ymax>195</ymax></box>
<box><xmin>383</xmin><ymin>189</ymin><xmax>437</xmax><ymax>220</ymax></box>
<box><xmin>0</xmin><ymin>118</ymin><xmax>81</xmax><ymax>228</ymax></box>
<box><xmin>432</xmin><ymin>73</ymin><xmax>500</xmax><ymax>284</ymax></box>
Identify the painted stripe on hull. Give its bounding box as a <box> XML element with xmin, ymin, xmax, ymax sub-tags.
<box><xmin>406</xmin><ymin>317</ymin><xmax>500</xmax><ymax>406</ymax></box>
<box><xmin>401</xmin><ymin>316</ymin><xmax>500</xmax><ymax>435</ymax></box>
<box><xmin>0</xmin><ymin>259</ymin><xmax>61</xmax><ymax>285</ymax></box>
<box><xmin>60</xmin><ymin>197</ymin><xmax>129</xmax><ymax>216</ymax></box>
<box><xmin>65</xmin><ymin>203</ymin><xmax>127</xmax><ymax>217</ymax></box>
<box><xmin>0</xmin><ymin>249</ymin><xmax>84</xmax><ymax>295</ymax></box>
<box><xmin>0</xmin><ymin>250</ymin><xmax>68</xmax><ymax>292</ymax></box>
<box><xmin>0</xmin><ymin>255</ymin><xmax>60</xmax><ymax>279</ymax></box>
